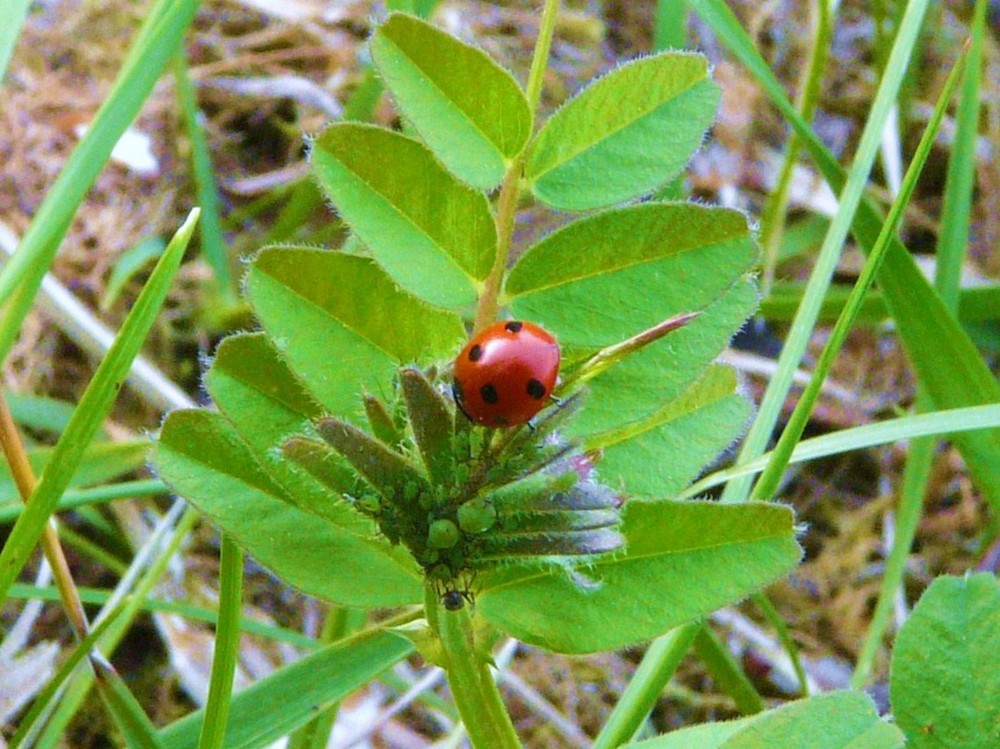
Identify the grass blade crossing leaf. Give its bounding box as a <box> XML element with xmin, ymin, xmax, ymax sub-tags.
<box><xmin>0</xmin><ymin>209</ymin><xmax>197</xmax><ymax>606</ymax></box>
<box><xmin>689</xmin><ymin>0</ymin><xmax>1000</xmax><ymax>510</ymax></box>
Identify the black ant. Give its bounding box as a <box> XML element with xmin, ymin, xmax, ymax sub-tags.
<box><xmin>439</xmin><ymin>570</ymin><xmax>478</xmax><ymax>611</ymax></box>
<box><xmin>441</xmin><ymin>588</ymin><xmax>475</xmax><ymax>611</ymax></box>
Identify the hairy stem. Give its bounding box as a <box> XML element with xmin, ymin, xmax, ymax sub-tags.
<box><xmin>473</xmin><ymin>0</ymin><xmax>561</xmax><ymax>333</ymax></box>
<box><xmin>429</xmin><ymin>588</ymin><xmax>521</xmax><ymax>749</ymax></box>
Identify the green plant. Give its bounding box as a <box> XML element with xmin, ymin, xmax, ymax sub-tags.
<box><xmin>153</xmin><ymin>9</ymin><xmax>802</xmax><ymax>745</ymax></box>
<box><xmin>5</xmin><ymin>1</ymin><xmax>1000</xmax><ymax>746</ymax></box>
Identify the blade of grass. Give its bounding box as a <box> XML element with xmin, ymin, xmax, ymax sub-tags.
<box><xmin>196</xmin><ymin>535</ymin><xmax>243</xmax><ymax>749</ymax></box>
<box><xmin>591</xmin><ymin>622</ymin><xmax>701</xmax><ymax>749</ymax></box>
<box><xmin>0</xmin><ymin>209</ymin><xmax>197</xmax><ymax>607</ymax></box>
<box><xmin>681</xmin><ymin>402</ymin><xmax>1000</xmax><ymax>499</ymax></box>
<box><xmin>760</xmin><ymin>283</ymin><xmax>1000</xmax><ymax>325</ymax></box>
<box><xmin>158</xmin><ymin>626</ymin><xmax>416</xmax><ymax>749</ymax></box>
<box><xmin>8</xmin><ymin>582</ymin><xmax>319</xmax><ymax>650</ymax></box>
<box><xmin>852</xmin><ymin>0</ymin><xmax>988</xmax><ymax>688</ymax></box>
<box><xmin>654</xmin><ymin>0</ymin><xmax>687</xmax><ymax>51</ymax></box>
<box><xmin>692</xmin><ymin>625</ymin><xmax>764</xmax><ymax>715</ymax></box>
<box><xmin>1</xmin><ymin>393</ymin><xmax>161</xmax><ymax>747</ymax></box>
<box><xmin>0</xmin><ymin>0</ymin><xmax>199</xmax><ymax>362</ymax></box>
<box><xmin>9</xmin><ymin>597</ymin><xmax>131</xmax><ymax>749</ymax></box>
<box><xmin>759</xmin><ymin>0</ymin><xmax>834</xmax><ymax>292</ymax></box>
<box><xmin>750</xmin><ymin>36</ymin><xmax>968</xmax><ymax>502</ymax></box>
<box><xmin>173</xmin><ymin>52</ymin><xmax>235</xmax><ymax>301</ymax></box>
<box><xmin>93</xmin><ymin>655</ymin><xmax>166</xmax><ymax>749</ymax></box>
<box><xmin>34</xmin><ymin>503</ymin><xmax>199</xmax><ymax>748</ymax></box>
<box><xmin>0</xmin><ymin>479</ymin><xmax>168</xmax><ymax>524</ymax></box>
<box><xmin>690</xmin><ymin>0</ymin><xmax>1000</xmax><ymax>510</ymax></box>
<box><xmin>287</xmin><ymin>606</ymin><xmax>367</xmax><ymax>749</ymax></box>
<box><xmin>0</xmin><ymin>0</ymin><xmax>32</xmax><ymax>83</ymax></box>
<box><xmin>713</xmin><ymin>0</ymin><xmax>933</xmax><ymax>503</ymax></box>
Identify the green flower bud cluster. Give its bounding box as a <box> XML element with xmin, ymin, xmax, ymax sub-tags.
<box><xmin>282</xmin><ymin>366</ymin><xmax>623</xmax><ymax>589</ymax></box>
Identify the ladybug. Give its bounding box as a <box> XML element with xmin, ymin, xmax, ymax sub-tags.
<box><xmin>453</xmin><ymin>320</ymin><xmax>560</xmax><ymax>428</ymax></box>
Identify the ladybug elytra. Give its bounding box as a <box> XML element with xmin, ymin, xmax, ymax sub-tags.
<box><xmin>453</xmin><ymin>320</ymin><xmax>560</xmax><ymax>428</ymax></box>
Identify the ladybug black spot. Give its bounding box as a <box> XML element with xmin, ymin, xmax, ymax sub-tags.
<box><xmin>468</xmin><ymin>344</ymin><xmax>483</xmax><ymax>362</ymax></box>
<box><xmin>480</xmin><ymin>383</ymin><xmax>499</xmax><ymax>404</ymax></box>
<box><xmin>526</xmin><ymin>378</ymin><xmax>546</xmax><ymax>400</ymax></box>
<box><xmin>504</xmin><ymin>321</ymin><xmax>523</xmax><ymax>333</ymax></box>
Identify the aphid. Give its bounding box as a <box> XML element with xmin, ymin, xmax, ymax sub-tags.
<box><xmin>453</xmin><ymin>321</ymin><xmax>560</xmax><ymax>428</ymax></box>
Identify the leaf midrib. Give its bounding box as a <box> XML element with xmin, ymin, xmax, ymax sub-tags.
<box><xmin>510</xmin><ymin>230</ymin><xmax>749</xmax><ymax>298</ymax></box>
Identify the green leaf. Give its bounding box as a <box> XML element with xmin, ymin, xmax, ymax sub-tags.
<box><xmin>507</xmin><ymin>203</ymin><xmax>757</xmax><ymax>347</ymax></box>
<box><xmin>3</xmin><ymin>393</ymin><xmax>78</xmax><ymax>436</ymax></box>
<box><xmin>203</xmin><ymin>332</ymin><xmax>370</xmax><ymax>531</ymax></box>
<box><xmin>173</xmin><ymin>53</ymin><xmax>234</xmax><ymax>299</ymax></box>
<box><xmin>155</xmin><ymin>410</ymin><xmax>422</xmax><ymax>607</ymax></box>
<box><xmin>890</xmin><ymin>573</ymin><xmax>1000</xmax><ymax>748</ymax></box>
<box><xmin>592</xmin><ymin>366</ymin><xmax>751</xmax><ymax>498</ymax></box>
<box><xmin>245</xmin><ymin>247</ymin><xmax>464</xmax><ymax>419</ymax></box>
<box><xmin>0</xmin><ymin>210</ymin><xmax>197</xmax><ymax>607</ymax></box>
<box><xmin>478</xmin><ymin>500</ymin><xmax>800</xmax><ymax>653</ymax></box>
<box><xmin>573</xmin><ymin>280</ymin><xmax>757</xmax><ymax>435</ymax></box>
<box><xmin>310</xmin><ymin>124</ymin><xmax>497</xmax><ymax>308</ymax></box>
<box><xmin>158</xmin><ymin>629</ymin><xmax>414</xmax><ymax>749</ymax></box>
<box><xmin>526</xmin><ymin>53</ymin><xmax>719</xmax><ymax>210</ymax></box>
<box><xmin>370</xmin><ymin>13</ymin><xmax>531</xmax><ymax>189</ymax></box>
<box><xmin>630</xmin><ymin>691</ymin><xmax>903</xmax><ymax>748</ymax></box>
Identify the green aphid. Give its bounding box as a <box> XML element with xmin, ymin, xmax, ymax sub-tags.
<box><xmin>428</xmin><ymin>519</ymin><xmax>461</xmax><ymax>549</ymax></box>
<box><xmin>457</xmin><ymin>498</ymin><xmax>497</xmax><ymax>535</ymax></box>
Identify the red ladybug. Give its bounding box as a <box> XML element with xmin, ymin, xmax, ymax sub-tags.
<box><xmin>453</xmin><ymin>321</ymin><xmax>560</xmax><ymax>428</ymax></box>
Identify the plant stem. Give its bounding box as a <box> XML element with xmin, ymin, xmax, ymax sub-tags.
<box><xmin>591</xmin><ymin>622</ymin><xmax>700</xmax><ymax>749</ymax></box>
<box><xmin>472</xmin><ymin>0</ymin><xmax>561</xmax><ymax>333</ymax></box>
<box><xmin>692</xmin><ymin>625</ymin><xmax>764</xmax><ymax>715</ymax></box>
<box><xmin>429</xmin><ymin>589</ymin><xmax>521</xmax><ymax>749</ymax></box>
<box><xmin>753</xmin><ymin>592</ymin><xmax>809</xmax><ymax>695</ymax></box>
<box><xmin>0</xmin><ymin>391</ymin><xmax>91</xmax><ymax>639</ymax></box>
<box><xmin>197</xmin><ymin>534</ymin><xmax>244</xmax><ymax>749</ymax></box>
